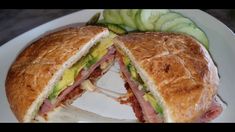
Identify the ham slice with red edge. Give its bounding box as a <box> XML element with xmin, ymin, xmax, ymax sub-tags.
<box><xmin>39</xmin><ymin>46</ymin><xmax>115</xmax><ymax>115</ymax></box>
<box><xmin>39</xmin><ymin>99</ymin><xmax>53</xmax><ymax>115</ymax></box>
<box><xmin>118</xmin><ymin>55</ymin><xmax>163</xmax><ymax>123</ymax></box>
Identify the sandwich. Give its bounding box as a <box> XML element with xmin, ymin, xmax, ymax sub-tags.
<box><xmin>114</xmin><ymin>32</ymin><xmax>223</xmax><ymax>122</ymax></box>
<box><xmin>5</xmin><ymin>26</ymin><xmax>116</xmax><ymax>122</ymax></box>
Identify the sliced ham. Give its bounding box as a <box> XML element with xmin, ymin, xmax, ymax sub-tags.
<box><xmin>124</xmin><ymin>82</ymin><xmax>145</xmax><ymax>122</ymax></box>
<box><xmin>39</xmin><ymin>99</ymin><xmax>53</xmax><ymax>115</ymax></box>
<box><xmin>198</xmin><ymin>97</ymin><xmax>223</xmax><ymax>122</ymax></box>
<box><xmin>117</xmin><ymin>54</ymin><xmax>163</xmax><ymax>123</ymax></box>
<box><xmin>39</xmin><ymin>46</ymin><xmax>115</xmax><ymax>115</ymax></box>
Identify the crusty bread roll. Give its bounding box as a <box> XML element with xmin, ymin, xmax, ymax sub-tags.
<box><xmin>5</xmin><ymin>26</ymin><xmax>109</xmax><ymax>122</ymax></box>
<box><xmin>114</xmin><ymin>32</ymin><xmax>219</xmax><ymax>122</ymax></box>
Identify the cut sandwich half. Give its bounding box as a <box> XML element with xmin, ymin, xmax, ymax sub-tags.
<box><xmin>5</xmin><ymin>26</ymin><xmax>116</xmax><ymax>122</ymax></box>
<box><xmin>114</xmin><ymin>32</ymin><xmax>223</xmax><ymax>122</ymax></box>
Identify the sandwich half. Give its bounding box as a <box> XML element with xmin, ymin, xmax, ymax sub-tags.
<box><xmin>5</xmin><ymin>26</ymin><xmax>116</xmax><ymax>122</ymax></box>
<box><xmin>114</xmin><ymin>32</ymin><xmax>223</xmax><ymax>122</ymax></box>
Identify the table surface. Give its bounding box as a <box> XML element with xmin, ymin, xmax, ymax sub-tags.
<box><xmin>0</xmin><ymin>9</ymin><xmax>234</xmax><ymax>46</ymax></box>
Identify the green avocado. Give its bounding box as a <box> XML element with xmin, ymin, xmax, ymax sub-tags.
<box><xmin>123</xmin><ymin>56</ymin><xmax>138</xmax><ymax>80</ymax></box>
<box><xmin>48</xmin><ymin>55</ymin><xmax>95</xmax><ymax>101</ymax></box>
<box><xmin>48</xmin><ymin>69</ymin><xmax>76</xmax><ymax>101</ymax></box>
<box><xmin>122</xmin><ymin>55</ymin><xmax>144</xmax><ymax>86</ymax></box>
<box><xmin>91</xmin><ymin>34</ymin><xmax>114</xmax><ymax>58</ymax></box>
<box><xmin>128</xmin><ymin>64</ymin><xmax>138</xmax><ymax>80</ymax></box>
<box><xmin>123</xmin><ymin>55</ymin><xmax>130</xmax><ymax>66</ymax></box>
<box><xmin>48</xmin><ymin>34</ymin><xmax>116</xmax><ymax>101</ymax></box>
<box><xmin>85</xmin><ymin>55</ymin><xmax>97</xmax><ymax>69</ymax></box>
<box><xmin>143</xmin><ymin>93</ymin><xmax>163</xmax><ymax>116</ymax></box>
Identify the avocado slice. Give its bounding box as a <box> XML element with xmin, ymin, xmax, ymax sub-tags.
<box><xmin>47</xmin><ymin>34</ymin><xmax>116</xmax><ymax>101</ymax></box>
<box><xmin>122</xmin><ymin>55</ymin><xmax>145</xmax><ymax>86</ymax></box>
<box><xmin>122</xmin><ymin>56</ymin><xmax>138</xmax><ymax>79</ymax></box>
<box><xmin>48</xmin><ymin>69</ymin><xmax>76</xmax><ymax>101</ymax></box>
<box><xmin>143</xmin><ymin>93</ymin><xmax>163</xmax><ymax>116</ymax></box>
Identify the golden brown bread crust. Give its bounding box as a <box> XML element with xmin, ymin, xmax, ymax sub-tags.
<box><xmin>5</xmin><ymin>26</ymin><xmax>107</xmax><ymax>122</ymax></box>
<box><xmin>114</xmin><ymin>32</ymin><xmax>219</xmax><ymax>122</ymax></box>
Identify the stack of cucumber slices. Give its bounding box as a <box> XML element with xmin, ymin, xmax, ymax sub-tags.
<box><xmin>102</xmin><ymin>9</ymin><xmax>209</xmax><ymax>50</ymax></box>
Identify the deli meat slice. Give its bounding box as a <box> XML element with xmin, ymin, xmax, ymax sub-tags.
<box><xmin>124</xmin><ymin>83</ymin><xmax>145</xmax><ymax>122</ymax></box>
<box><xmin>39</xmin><ymin>47</ymin><xmax>115</xmax><ymax>115</ymax></box>
<box><xmin>118</xmin><ymin>55</ymin><xmax>163</xmax><ymax>123</ymax></box>
<box><xmin>198</xmin><ymin>97</ymin><xmax>223</xmax><ymax>122</ymax></box>
<box><xmin>39</xmin><ymin>99</ymin><xmax>53</xmax><ymax>115</ymax></box>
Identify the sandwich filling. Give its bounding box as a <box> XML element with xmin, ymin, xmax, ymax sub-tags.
<box><xmin>38</xmin><ymin>33</ymin><xmax>116</xmax><ymax>116</ymax></box>
<box><xmin>116</xmin><ymin>49</ymin><xmax>164</xmax><ymax>123</ymax></box>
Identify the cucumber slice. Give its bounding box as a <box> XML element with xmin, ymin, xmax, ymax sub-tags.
<box><xmin>97</xmin><ymin>19</ymin><xmax>106</xmax><ymax>24</ymax></box>
<box><xmin>154</xmin><ymin>12</ymin><xmax>182</xmax><ymax>31</ymax></box>
<box><xmin>170</xmin><ymin>23</ymin><xmax>193</xmax><ymax>31</ymax></box>
<box><xmin>173</xmin><ymin>25</ymin><xmax>209</xmax><ymax>49</ymax></box>
<box><xmin>103</xmin><ymin>10</ymin><xmax>123</xmax><ymax>24</ymax></box>
<box><xmin>140</xmin><ymin>9</ymin><xmax>169</xmax><ymax>30</ymax></box>
<box><xmin>161</xmin><ymin>17</ymin><xmax>194</xmax><ymax>31</ymax></box>
<box><xmin>106</xmin><ymin>23</ymin><xmax>127</xmax><ymax>35</ymax></box>
<box><xmin>119</xmin><ymin>24</ymin><xmax>137</xmax><ymax>32</ymax></box>
<box><xmin>135</xmin><ymin>11</ymin><xmax>147</xmax><ymax>31</ymax></box>
<box><xmin>120</xmin><ymin>9</ymin><xmax>138</xmax><ymax>29</ymax></box>
<box><xmin>130</xmin><ymin>9</ymin><xmax>139</xmax><ymax>15</ymax></box>
<box><xmin>86</xmin><ymin>12</ymin><xmax>101</xmax><ymax>25</ymax></box>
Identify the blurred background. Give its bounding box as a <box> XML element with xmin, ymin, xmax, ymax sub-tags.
<box><xmin>0</xmin><ymin>9</ymin><xmax>234</xmax><ymax>46</ymax></box>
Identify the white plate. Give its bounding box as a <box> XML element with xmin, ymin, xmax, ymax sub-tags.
<box><xmin>0</xmin><ymin>9</ymin><xmax>235</xmax><ymax>122</ymax></box>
